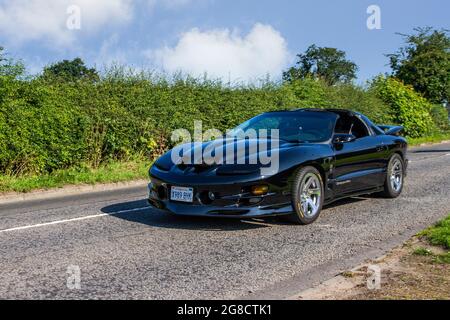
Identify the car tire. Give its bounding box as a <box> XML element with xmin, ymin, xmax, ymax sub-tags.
<box><xmin>288</xmin><ymin>166</ymin><xmax>324</xmax><ymax>225</ymax></box>
<box><xmin>381</xmin><ymin>154</ymin><xmax>405</xmax><ymax>198</ymax></box>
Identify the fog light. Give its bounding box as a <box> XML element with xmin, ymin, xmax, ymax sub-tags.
<box><xmin>157</xmin><ymin>186</ymin><xmax>168</xmax><ymax>200</ymax></box>
<box><xmin>251</xmin><ymin>185</ymin><xmax>269</xmax><ymax>196</ymax></box>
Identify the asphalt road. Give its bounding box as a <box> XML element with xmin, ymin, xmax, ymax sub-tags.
<box><xmin>0</xmin><ymin>143</ymin><xmax>449</xmax><ymax>300</ymax></box>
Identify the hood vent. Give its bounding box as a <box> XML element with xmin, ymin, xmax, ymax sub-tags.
<box><xmin>216</xmin><ymin>165</ymin><xmax>260</xmax><ymax>176</ymax></box>
<box><xmin>178</xmin><ymin>163</ymin><xmax>216</xmax><ymax>174</ymax></box>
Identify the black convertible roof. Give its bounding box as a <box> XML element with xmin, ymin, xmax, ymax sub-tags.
<box><xmin>267</xmin><ymin>108</ymin><xmax>357</xmax><ymax>116</ymax></box>
<box><xmin>300</xmin><ymin>108</ymin><xmax>356</xmax><ymax>116</ymax></box>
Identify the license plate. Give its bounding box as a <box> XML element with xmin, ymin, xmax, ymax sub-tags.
<box><xmin>170</xmin><ymin>186</ymin><xmax>194</xmax><ymax>203</ymax></box>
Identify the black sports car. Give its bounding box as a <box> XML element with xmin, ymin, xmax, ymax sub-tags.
<box><xmin>148</xmin><ymin>109</ymin><xmax>408</xmax><ymax>225</ymax></box>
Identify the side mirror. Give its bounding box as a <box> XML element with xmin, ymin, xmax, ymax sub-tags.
<box><xmin>333</xmin><ymin>133</ymin><xmax>356</xmax><ymax>144</ymax></box>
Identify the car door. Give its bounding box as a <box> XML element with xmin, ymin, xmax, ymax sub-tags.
<box><xmin>332</xmin><ymin>117</ymin><xmax>386</xmax><ymax>195</ymax></box>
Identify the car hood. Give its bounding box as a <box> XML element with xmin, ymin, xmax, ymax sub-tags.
<box><xmin>151</xmin><ymin>138</ymin><xmax>331</xmax><ymax>184</ymax></box>
<box><xmin>174</xmin><ymin>138</ymin><xmax>295</xmax><ymax>166</ymax></box>
<box><xmin>152</xmin><ymin>137</ymin><xmax>328</xmax><ymax>179</ymax></box>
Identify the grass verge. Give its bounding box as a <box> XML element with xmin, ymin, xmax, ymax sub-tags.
<box><xmin>296</xmin><ymin>214</ymin><xmax>450</xmax><ymax>300</ymax></box>
<box><xmin>360</xmin><ymin>215</ymin><xmax>450</xmax><ymax>299</ymax></box>
<box><xmin>419</xmin><ymin>215</ymin><xmax>450</xmax><ymax>249</ymax></box>
<box><xmin>407</xmin><ymin>131</ymin><xmax>450</xmax><ymax>146</ymax></box>
<box><xmin>415</xmin><ymin>215</ymin><xmax>450</xmax><ymax>264</ymax></box>
<box><xmin>0</xmin><ymin>159</ymin><xmax>151</xmax><ymax>194</ymax></box>
<box><xmin>358</xmin><ymin>215</ymin><xmax>450</xmax><ymax>299</ymax></box>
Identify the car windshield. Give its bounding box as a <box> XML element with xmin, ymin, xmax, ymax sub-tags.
<box><xmin>230</xmin><ymin>111</ymin><xmax>337</xmax><ymax>143</ymax></box>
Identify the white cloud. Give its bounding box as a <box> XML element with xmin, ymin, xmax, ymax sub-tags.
<box><xmin>0</xmin><ymin>0</ymin><xmax>133</xmax><ymax>47</ymax></box>
<box><xmin>148</xmin><ymin>23</ymin><xmax>291</xmax><ymax>82</ymax></box>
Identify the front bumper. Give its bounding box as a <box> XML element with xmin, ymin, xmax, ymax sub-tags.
<box><xmin>147</xmin><ymin>177</ymin><xmax>294</xmax><ymax>219</ymax></box>
<box><xmin>148</xmin><ymin>198</ymin><xmax>294</xmax><ymax>218</ymax></box>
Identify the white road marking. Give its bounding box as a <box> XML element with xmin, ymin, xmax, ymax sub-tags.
<box><xmin>0</xmin><ymin>206</ymin><xmax>150</xmax><ymax>234</ymax></box>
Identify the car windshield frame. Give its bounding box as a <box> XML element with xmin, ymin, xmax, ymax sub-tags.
<box><xmin>229</xmin><ymin>110</ymin><xmax>338</xmax><ymax>143</ymax></box>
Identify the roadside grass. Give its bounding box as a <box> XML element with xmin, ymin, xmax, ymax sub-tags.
<box><xmin>413</xmin><ymin>247</ymin><xmax>433</xmax><ymax>256</ymax></box>
<box><xmin>407</xmin><ymin>131</ymin><xmax>450</xmax><ymax>146</ymax></box>
<box><xmin>296</xmin><ymin>215</ymin><xmax>450</xmax><ymax>300</ymax></box>
<box><xmin>419</xmin><ymin>215</ymin><xmax>450</xmax><ymax>249</ymax></box>
<box><xmin>344</xmin><ymin>215</ymin><xmax>450</xmax><ymax>300</ymax></box>
<box><xmin>413</xmin><ymin>215</ymin><xmax>450</xmax><ymax>264</ymax></box>
<box><xmin>434</xmin><ymin>252</ymin><xmax>450</xmax><ymax>264</ymax></box>
<box><xmin>0</xmin><ymin>159</ymin><xmax>151</xmax><ymax>193</ymax></box>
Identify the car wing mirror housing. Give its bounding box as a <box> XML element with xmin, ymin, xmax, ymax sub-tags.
<box><xmin>333</xmin><ymin>133</ymin><xmax>357</xmax><ymax>144</ymax></box>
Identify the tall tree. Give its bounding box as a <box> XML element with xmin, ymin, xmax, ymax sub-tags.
<box><xmin>283</xmin><ymin>45</ymin><xmax>358</xmax><ymax>85</ymax></box>
<box><xmin>42</xmin><ymin>58</ymin><xmax>99</xmax><ymax>82</ymax></box>
<box><xmin>0</xmin><ymin>46</ymin><xmax>4</xmax><ymax>64</ymax></box>
<box><xmin>388</xmin><ymin>27</ymin><xmax>450</xmax><ymax>104</ymax></box>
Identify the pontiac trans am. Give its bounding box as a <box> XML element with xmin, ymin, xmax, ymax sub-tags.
<box><xmin>148</xmin><ymin>109</ymin><xmax>407</xmax><ymax>225</ymax></box>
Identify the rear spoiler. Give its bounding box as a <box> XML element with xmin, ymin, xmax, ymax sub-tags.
<box><xmin>377</xmin><ymin>125</ymin><xmax>404</xmax><ymax>136</ymax></box>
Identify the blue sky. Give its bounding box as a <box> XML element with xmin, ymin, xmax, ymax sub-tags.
<box><xmin>0</xmin><ymin>0</ymin><xmax>448</xmax><ymax>83</ymax></box>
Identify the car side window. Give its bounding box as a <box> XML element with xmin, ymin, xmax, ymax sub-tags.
<box><xmin>361</xmin><ymin>115</ymin><xmax>385</xmax><ymax>135</ymax></box>
<box><xmin>334</xmin><ymin>115</ymin><xmax>369</xmax><ymax>139</ymax></box>
<box><xmin>351</xmin><ymin>117</ymin><xmax>370</xmax><ymax>139</ymax></box>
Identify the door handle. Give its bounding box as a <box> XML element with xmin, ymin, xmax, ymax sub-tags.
<box><xmin>376</xmin><ymin>145</ymin><xmax>386</xmax><ymax>152</ymax></box>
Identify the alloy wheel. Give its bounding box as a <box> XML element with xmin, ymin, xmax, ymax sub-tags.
<box><xmin>299</xmin><ymin>173</ymin><xmax>322</xmax><ymax>218</ymax></box>
<box><xmin>390</xmin><ymin>159</ymin><xmax>403</xmax><ymax>192</ymax></box>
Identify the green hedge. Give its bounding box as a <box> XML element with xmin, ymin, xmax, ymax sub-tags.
<box><xmin>0</xmin><ymin>73</ymin><xmax>444</xmax><ymax>176</ymax></box>
<box><xmin>371</xmin><ymin>77</ymin><xmax>437</xmax><ymax>137</ymax></box>
<box><xmin>430</xmin><ymin>104</ymin><xmax>450</xmax><ymax>131</ymax></box>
